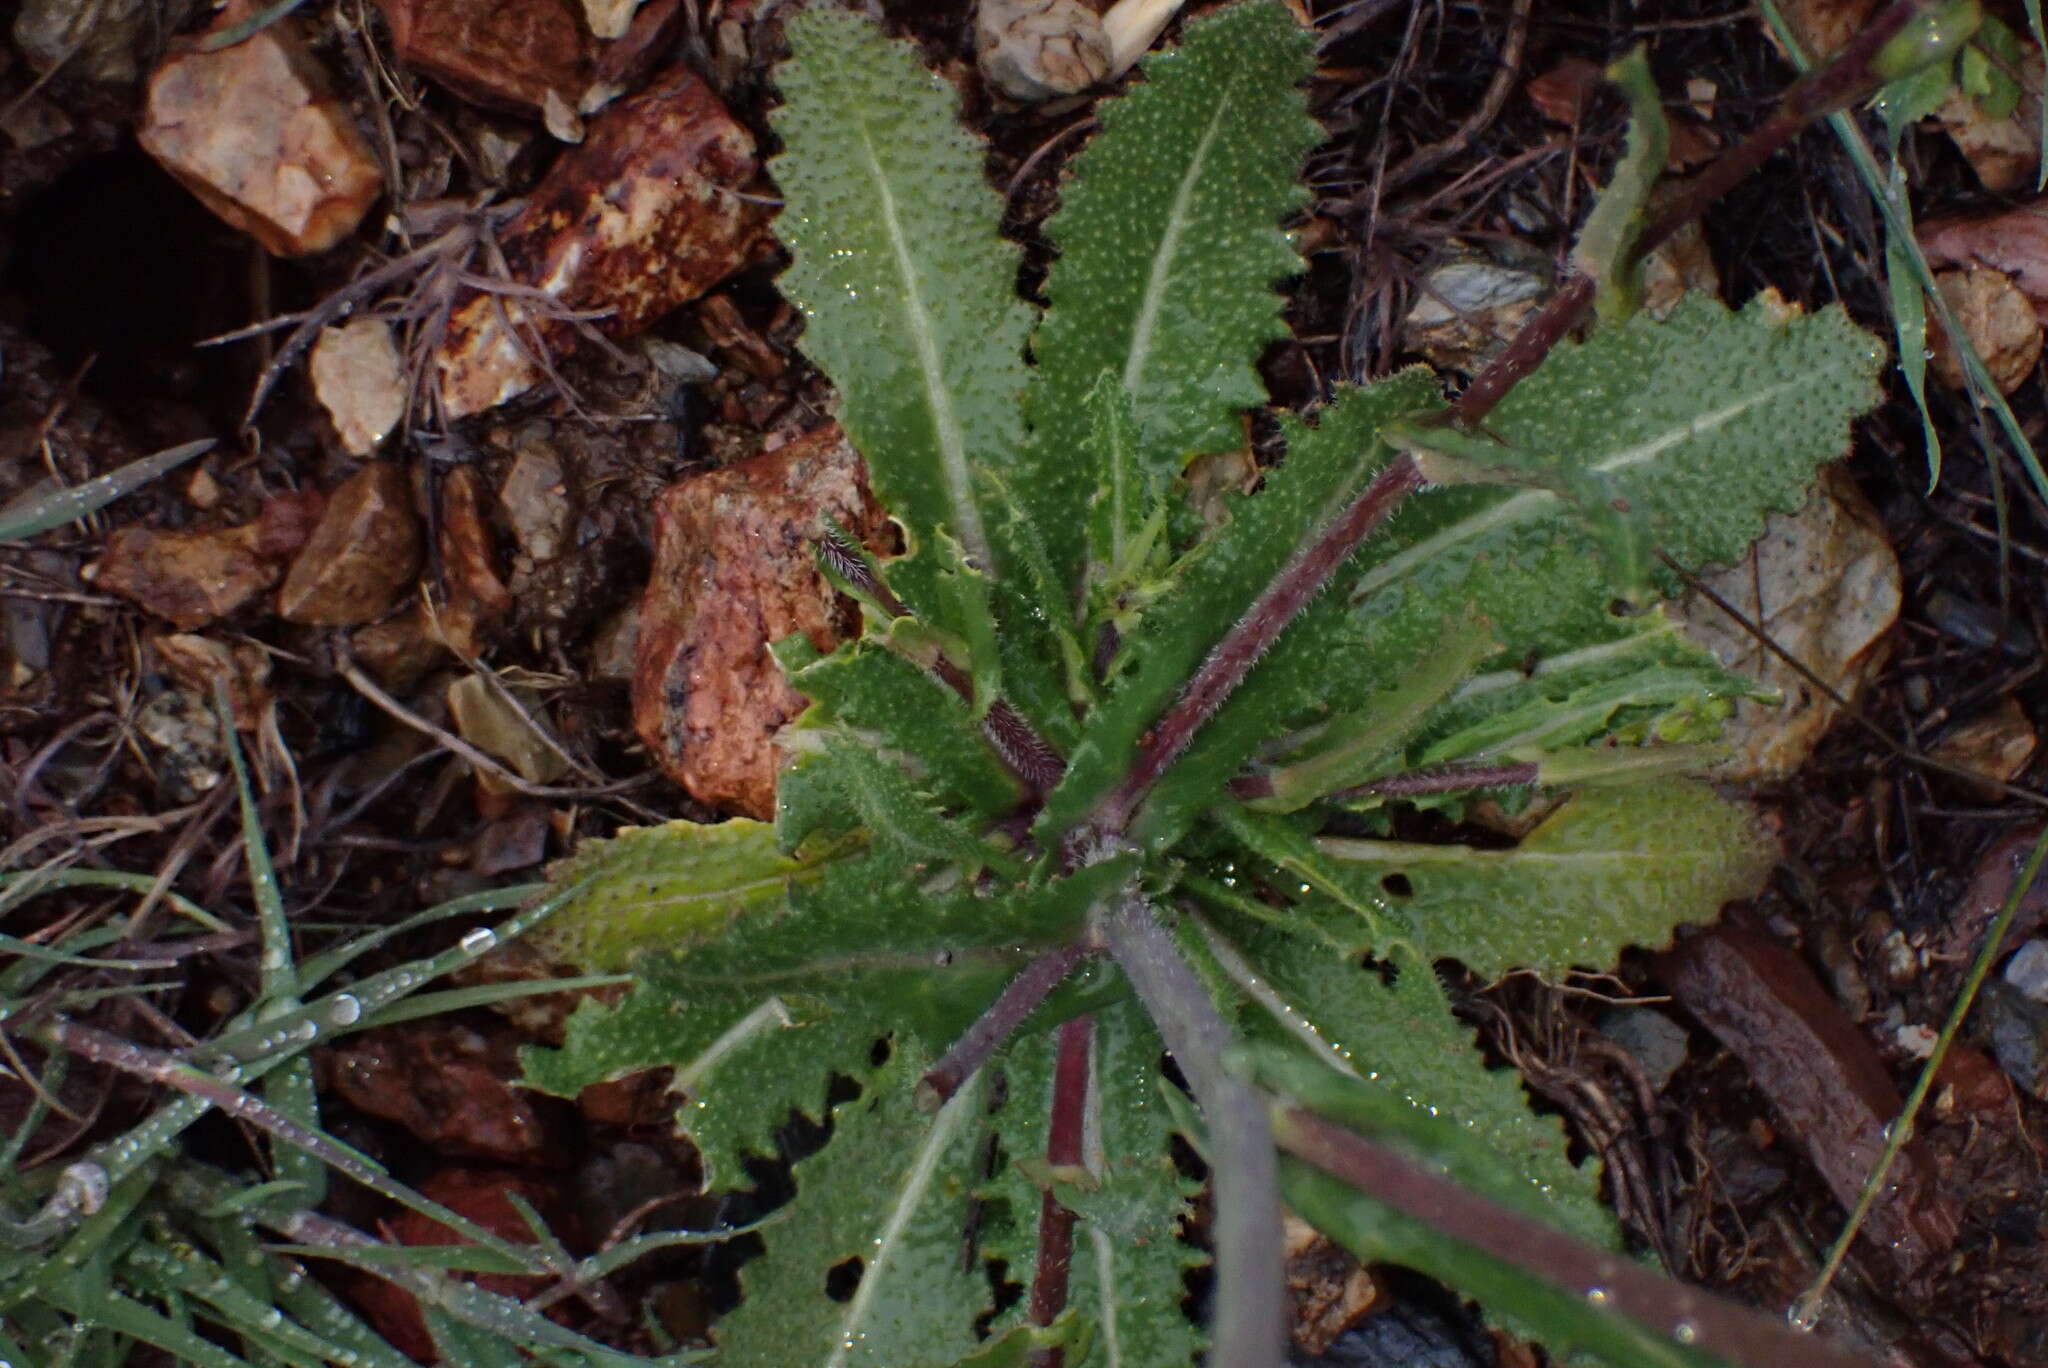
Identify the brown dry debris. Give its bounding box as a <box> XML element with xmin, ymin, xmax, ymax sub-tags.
<box><xmin>1659</xmin><ymin>926</ymin><xmax>1962</xmax><ymax>1286</ymax></box>
<box><xmin>1928</xmin><ymin>267</ymin><xmax>2043</xmax><ymax>394</ymax></box>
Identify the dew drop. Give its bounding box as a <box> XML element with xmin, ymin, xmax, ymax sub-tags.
<box><xmin>326</xmin><ymin>994</ymin><xmax>363</xmax><ymax>1027</ymax></box>
<box><xmin>1673</xmin><ymin>1321</ymin><xmax>1700</xmax><ymax>1345</ymax></box>
<box><xmin>460</xmin><ymin>927</ymin><xmax>498</xmax><ymax>955</ymax></box>
<box><xmin>1584</xmin><ymin>1287</ymin><xmax>1613</xmax><ymax>1308</ymax></box>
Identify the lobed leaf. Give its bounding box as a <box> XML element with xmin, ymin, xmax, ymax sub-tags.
<box><xmin>524</xmin><ymin>851</ymin><xmax>1124</xmax><ymax>1183</ymax></box>
<box><xmin>1350</xmin><ymin>296</ymin><xmax>1884</xmax><ymax>660</ymax></box>
<box><xmin>983</xmin><ymin>1000</ymin><xmax>1203</xmax><ymax>1367</ymax></box>
<box><xmin>1037</xmin><ymin>370</ymin><xmax>1442</xmax><ymax>845</ymax></box>
<box><xmin>526</xmin><ymin>819</ymin><xmax>853</xmax><ymax>972</ymax></box>
<box><xmin>777</xmin><ymin>637</ymin><xmax>1025</xmax><ymax>819</ymax></box>
<box><xmin>715</xmin><ymin>1045</ymin><xmax>991</xmax><ymax>1368</ymax></box>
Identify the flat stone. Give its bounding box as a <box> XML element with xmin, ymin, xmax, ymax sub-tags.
<box><xmin>2007</xmin><ymin>939</ymin><xmax>2048</xmax><ymax>1004</ymax></box>
<box><xmin>437</xmin><ymin>66</ymin><xmax>768</xmax><ymax>418</ymax></box>
<box><xmin>91</xmin><ymin>524</ymin><xmax>277</xmax><ymax>629</ymax></box>
<box><xmin>498</xmin><ymin>434</ymin><xmax>573</xmax><ymax>563</ymax></box>
<box><xmin>138</xmin><ymin>2</ymin><xmax>383</xmax><ymax>256</ymax></box>
<box><xmin>632</xmin><ymin>425</ymin><xmax>886</xmax><ymax>818</ymax></box>
<box><xmin>375</xmin><ymin>0</ymin><xmax>589</xmax><ymax>114</ymax></box>
<box><xmin>277</xmin><ymin>463</ymin><xmax>423</xmax><ymax>625</ymax></box>
<box><xmin>349</xmin><ymin>607</ymin><xmax>444</xmax><ymax>691</ymax></box>
<box><xmin>310</xmin><ymin>317</ymin><xmax>407</xmax><ymax>454</ymax></box>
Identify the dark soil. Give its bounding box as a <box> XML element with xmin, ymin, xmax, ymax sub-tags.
<box><xmin>5</xmin><ymin>0</ymin><xmax>2048</xmax><ymax>1363</ymax></box>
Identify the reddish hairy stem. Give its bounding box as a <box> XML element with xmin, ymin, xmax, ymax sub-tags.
<box><xmin>918</xmin><ymin>944</ymin><xmax>1088</xmax><ymax>1109</ymax></box>
<box><xmin>1275</xmin><ymin>1107</ymin><xmax>1875</xmax><ymax>1368</ymax></box>
<box><xmin>1447</xmin><ymin>0</ymin><xmax>1937</xmax><ymax>430</ymax></box>
<box><xmin>817</xmin><ymin>531</ymin><xmax>1066</xmax><ymax>798</ymax></box>
<box><xmin>1229</xmin><ymin>759</ymin><xmax>1541</xmax><ymax>802</ymax></box>
<box><xmin>1026</xmin><ymin>1014</ymin><xmax>1095</xmax><ymax>1367</ymax></box>
<box><xmin>1334</xmin><ymin>760</ymin><xmax>1540</xmax><ymax>801</ymax></box>
<box><xmin>1089</xmin><ymin>455</ymin><xmax>1427</xmax><ymax>838</ymax></box>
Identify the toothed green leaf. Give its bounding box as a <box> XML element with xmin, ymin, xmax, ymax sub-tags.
<box><xmin>523</xmin><ymin>846</ymin><xmax>1127</xmax><ymax>1184</ymax></box>
<box><xmin>1409</xmin><ymin>617</ymin><xmax>1761</xmax><ymax>768</ymax></box>
<box><xmin>777</xmin><ymin>740</ymin><xmax>1023</xmax><ymax>879</ymax></box>
<box><xmin>1015</xmin><ymin>0</ymin><xmax>1320</xmax><ymax>596</ymax></box>
<box><xmin>1204</xmin><ymin>915</ymin><xmax>1614</xmax><ymax>1250</ymax></box>
<box><xmin>717</xmin><ymin>1045</ymin><xmax>991</xmax><ymax>1368</ymax></box>
<box><xmin>777</xmin><ymin>638</ymin><xmax>1024</xmax><ymax>819</ymax></box>
<box><xmin>1314</xmin><ymin>780</ymin><xmax>1775</xmax><ymax>978</ymax></box>
<box><xmin>771</xmin><ymin>7</ymin><xmax>1031</xmax><ymax>660</ymax></box>
<box><xmin>1348</xmin><ymin>296</ymin><xmax>1884</xmax><ymax>658</ymax></box>
<box><xmin>526</xmin><ymin>819</ymin><xmax>855</xmax><ymax>972</ymax></box>
<box><xmin>1571</xmin><ymin>47</ymin><xmax>1668</xmax><ymax>323</ymax></box>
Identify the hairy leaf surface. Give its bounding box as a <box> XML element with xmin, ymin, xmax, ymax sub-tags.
<box><xmin>525</xmin><ymin>820</ymin><xmax>850</xmax><ymax>972</ymax></box>
<box><xmin>772</xmin><ymin>9</ymin><xmax>1031</xmax><ymax>642</ymax></box>
<box><xmin>1352</xmin><ymin>297</ymin><xmax>1883</xmax><ymax>658</ymax></box>
<box><xmin>525</xmin><ymin>850</ymin><xmax>1125</xmax><ymax>1183</ymax></box>
<box><xmin>1314</xmin><ymin>781</ymin><xmax>1774</xmax><ymax>977</ymax></box>
<box><xmin>1017</xmin><ymin>0</ymin><xmax>1320</xmax><ymax>592</ymax></box>
<box><xmin>1038</xmin><ymin>371</ymin><xmax>1442</xmax><ymax>842</ymax></box>
<box><xmin>1201</xmin><ymin>913</ymin><xmax>1615</xmax><ymax>1249</ymax></box>
<box><xmin>717</xmin><ymin>1046</ymin><xmax>990</xmax><ymax>1368</ymax></box>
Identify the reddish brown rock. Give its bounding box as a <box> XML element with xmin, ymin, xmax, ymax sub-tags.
<box><xmin>633</xmin><ymin>425</ymin><xmax>887</xmax><ymax>818</ymax></box>
<box><xmin>90</xmin><ymin>524</ymin><xmax>278</xmax><ymax>629</ymax></box>
<box><xmin>277</xmin><ymin>463</ymin><xmax>424</xmax><ymax>625</ymax></box>
<box><xmin>1658</xmin><ymin>926</ymin><xmax>1962</xmax><ymax>1283</ymax></box>
<box><xmin>318</xmin><ymin>1021</ymin><xmax>566</xmax><ymax>1165</ymax></box>
<box><xmin>252</xmin><ymin>487</ymin><xmax>327</xmax><ymax>561</ymax></box>
<box><xmin>375</xmin><ymin>0</ymin><xmax>678</xmax><ymax>115</ymax></box>
<box><xmin>437</xmin><ymin>66</ymin><xmax>769</xmax><ymax>418</ymax></box>
<box><xmin>345</xmin><ymin>1167</ymin><xmax>582</xmax><ymax>1361</ymax></box>
<box><xmin>429</xmin><ymin>465</ymin><xmax>511</xmax><ymax>657</ymax></box>
<box><xmin>137</xmin><ymin>2</ymin><xmax>383</xmax><ymax>256</ymax></box>
<box><xmin>376</xmin><ymin>0</ymin><xmax>590</xmax><ymax>114</ymax></box>
<box><xmin>349</xmin><ymin>606</ymin><xmax>444</xmax><ymax>690</ymax></box>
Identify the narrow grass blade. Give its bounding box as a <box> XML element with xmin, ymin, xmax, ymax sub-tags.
<box><xmin>0</xmin><ymin>439</ymin><xmax>212</xmax><ymax>542</ymax></box>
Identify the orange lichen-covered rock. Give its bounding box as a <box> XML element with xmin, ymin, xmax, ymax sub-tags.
<box><xmin>436</xmin><ymin>66</ymin><xmax>768</xmax><ymax>418</ymax></box>
<box><xmin>137</xmin><ymin>3</ymin><xmax>382</xmax><ymax>256</ymax></box>
<box><xmin>632</xmin><ymin>426</ymin><xmax>887</xmax><ymax>819</ymax></box>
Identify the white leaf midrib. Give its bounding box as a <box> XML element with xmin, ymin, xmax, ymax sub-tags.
<box><xmin>1351</xmin><ymin>379</ymin><xmax>1805</xmax><ymax>603</ymax></box>
<box><xmin>854</xmin><ymin>120</ymin><xmax>990</xmax><ymax>570</ymax></box>
<box><xmin>1122</xmin><ymin>97</ymin><xmax>1232</xmax><ymax>402</ymax></box>
<box><xmin>824</xmin><ymin>1078</ymin><xmax>977</xmax><ymax>1368</ymax></box>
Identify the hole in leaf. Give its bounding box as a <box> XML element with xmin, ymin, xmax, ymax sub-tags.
<box><xmin>1381</xmin><ymin>872</ymin><xmax>1414</xmax><ymax>898</ymax></box>
<box><xmin>825</xmin><ymin>1257</ymin><xmax>864</xmax><ymax>1302</ymax></box>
